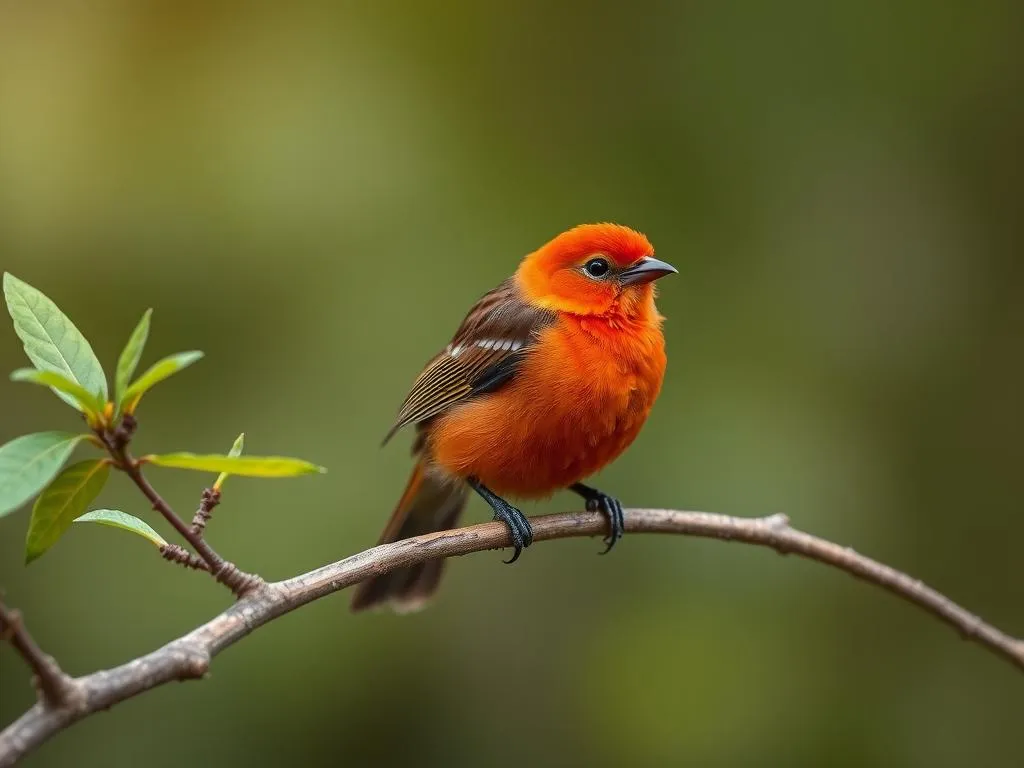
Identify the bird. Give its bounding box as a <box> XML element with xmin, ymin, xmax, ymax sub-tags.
<box><xmin>351</xmin><ymin>223</ymin><xmax>676</xmax><ymax>612</ymax></box>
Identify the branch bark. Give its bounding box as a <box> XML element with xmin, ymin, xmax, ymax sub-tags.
<box><xmin>1</xmin><ymin>508</ymin><xmax>1021</xmax><ymax>766</ymax></box>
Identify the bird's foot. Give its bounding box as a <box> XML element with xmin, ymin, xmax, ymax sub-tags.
<box><xmin>569</xmin><ymin>483</ymin><xmax>625</xmax><ymax>554</ymax></box>
<box><xmin>491</xmin><ymin>503</ymin><xmax>534</xmax><ymax>564</ymax></box>
<box><xmin>469</xmin><ymin>478</ymin><xmax>534</xmax><ymax>564</ymax></box>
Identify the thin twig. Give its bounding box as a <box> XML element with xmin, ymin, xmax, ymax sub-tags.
<box><xmin>102</xmin><ymin>417</ymin><xmax>260</xmax><ymax>596</ymax></box>
<box><xmin>0</xmin><ymin>600</ymin><xmax>80</xmax><ymax>709</ymax></box>
<box><xmin>160</xmin><ymin>544</ymin><xmax>212</xmax><ymax>572</ymax></box>
<box><xmin>190</xmin><ymin>488</ymin><xmax>221</xmax><ymax>536</ymax></box>
<box><xmin>0</xmin><ymin>508</ymin><xmax>1020</xmax><ymax>766</ymax></box>
<box><xmin>119</xmin><ymin>454</ymin><xmax>222</xmax><ymax>570</ymax></box>
<box><xmin>117</xmin><ymin>448</ymin><xmax>262</xmax><ymax>597</ymax></box>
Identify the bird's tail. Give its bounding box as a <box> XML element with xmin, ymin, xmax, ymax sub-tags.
<box><xmin>350</xmin><ymin>459</ymin><xmax>468</xmax><ymax>613</ymax></box>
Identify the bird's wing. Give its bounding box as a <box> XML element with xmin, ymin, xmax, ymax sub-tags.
<box><xmin>383</xmin><ymin>278</ymin><xmax>556</xmax><ymax>444</ymax></box>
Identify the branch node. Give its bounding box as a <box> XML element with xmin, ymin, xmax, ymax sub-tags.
<box><xmin>160</xmin><ymin>545</ymin><xmax>212</xmax><ymax>572</ymax></box>
<box><xmin>111</xmin><ymin>413</ymin><xmax>137</xmax><ymax>450</ymax></box>
<box><xmin>178</xmin><ymin>647</ymin><xmax>211</xmax><ymax>680</ymax></box>
<box><xmin>212</xmin><ymin>562</ymin><xmax>265</xmax><ymax>599</ymax></box>
<box><xmin>190</xmin><ymin>488</ymin><xmax>221</xmax><ymax>537</ymax></box>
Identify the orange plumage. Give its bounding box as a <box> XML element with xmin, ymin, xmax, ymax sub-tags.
<box><xmin>352</xmin><ymin>223</ymin><xmax>675</xmax><ymax>612</ymax></box>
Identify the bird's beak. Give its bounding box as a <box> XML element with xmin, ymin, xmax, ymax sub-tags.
<box><xmin>619</xmin><ymin>257</ymin><xmax>678</xmax><ymax>286</ymax></box>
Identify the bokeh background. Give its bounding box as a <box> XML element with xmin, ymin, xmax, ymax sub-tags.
<box><xmin>1</xmin><ymin>2</ymin><xmax>1022</xmax><ymax>766</ymax></box>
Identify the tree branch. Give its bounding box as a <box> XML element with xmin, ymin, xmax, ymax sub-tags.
<box><xmin>1</xmin><ymin>508</ymin><xmax>1021</xmax><ymax>766</ymax></box>
<box><xmin>0</xmin><ymin>601</ymin><xmax>80</xmax><ymax>710</ymax></box>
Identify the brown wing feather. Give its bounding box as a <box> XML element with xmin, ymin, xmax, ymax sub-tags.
<box><xmin>382</xmin><ymin>278</ymin><xmax>555</xmax><ymax>444</ymax></box>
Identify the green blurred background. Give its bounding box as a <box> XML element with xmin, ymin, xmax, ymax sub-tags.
<box><xmin>1</xmin><ymin>1</ymin><xmax>1022</xmax><ymax>766</ymax></box>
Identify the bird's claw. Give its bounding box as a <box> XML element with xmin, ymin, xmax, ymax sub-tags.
<box><xmin>469</xmin><ymin>478</ymin><xmax>534</xmax><ymax>564</ymax></box>
<box><xmin>577</xmin><ymin>487</ymin><xmax>624</xmax><ymax>554</ymax></box>
<box><xmin>596</xmin><ymin>494</ymin><xmax>625</xmax><ymax>554</ymax></box>
<box><xmin>492</xmin><ymin>503</ymin><xmax>534</xmax><ymax>564</ymax></box>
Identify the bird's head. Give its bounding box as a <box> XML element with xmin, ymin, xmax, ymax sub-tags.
<box><xmin>516</xmin><ymin>223</ymin><xmax>676</xmax><ymax>318</ymax></box>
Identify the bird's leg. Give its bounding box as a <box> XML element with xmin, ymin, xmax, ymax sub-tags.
<box><xmin>569</xmin><ymin>482</ymin><xmax>625</xmax><ymax>554</ymax></box>
<box><xmin>468</xmin><ymin>478</ymin><xmax>533</xmax><ymax>564</ymax></box>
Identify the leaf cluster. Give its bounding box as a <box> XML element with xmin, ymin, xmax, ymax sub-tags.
<box><xmin>1</xmin><ymin>273</ymin><xmax>324</xmax><ymax>563</ymax></box>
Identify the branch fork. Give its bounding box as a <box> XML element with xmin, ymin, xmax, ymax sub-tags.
<box><xmin>0</xmin><ymin>601</ymin><xmax>81</xmax><ymax>712</ymax></box>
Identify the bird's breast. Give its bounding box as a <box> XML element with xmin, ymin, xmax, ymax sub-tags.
<box><xmin>428</xmin><ymin>316</ymin><xmax>667</xmax><ymax>497</ymax></box>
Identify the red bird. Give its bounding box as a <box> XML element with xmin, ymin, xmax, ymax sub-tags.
<box><xmin>352</xmin><ymin>223</ymin><xmax>675</xmax><ymax>612</ymax></box>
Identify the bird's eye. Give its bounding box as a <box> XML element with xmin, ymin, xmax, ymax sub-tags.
<box><xmin>583</xmin><ymin>258</ymin><xmax>610</xmax><ymax>278</ymax></box>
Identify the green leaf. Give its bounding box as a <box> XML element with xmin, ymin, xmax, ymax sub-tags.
<box><xmin>213</xmin><ymin>432</ymin><xmax>245</xmax><ymax>491</ymax></box>
<box><xmin>146</xmin><ymin>452</ymin><xmax>325</xmax><ymax>478</ymax></box>
<box><xmin>0</xmin><ymin>432</ymin><xmax>88</xmax><ymax>518</ymax></box>
<box><xmin>74</xmin><ymin>509</ymin><xmax>167</xmax><ymax>548</ymax></box>
<box><xmin>10</xmin><ymin>368</ymin><xmax>105</xmax><ymax>416</ymax></box>
<box><xmin>122</xmin><ymin>351</ymin><xmax>203</xmax><ymax>413</ymax></box>
<box><xmin>3</xmin><ymin>272</ymin><xmax>108</xmax><ymax>409</ymax></box>
<box><xmin>25</xmin><ymin>459</ymin><xmax>110</xmax><ymax>564</ymax></box>
<box><xmin>114</xmin><ymin>308</ymin><xmax>152</xmax><ymax>408</ymax></box>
